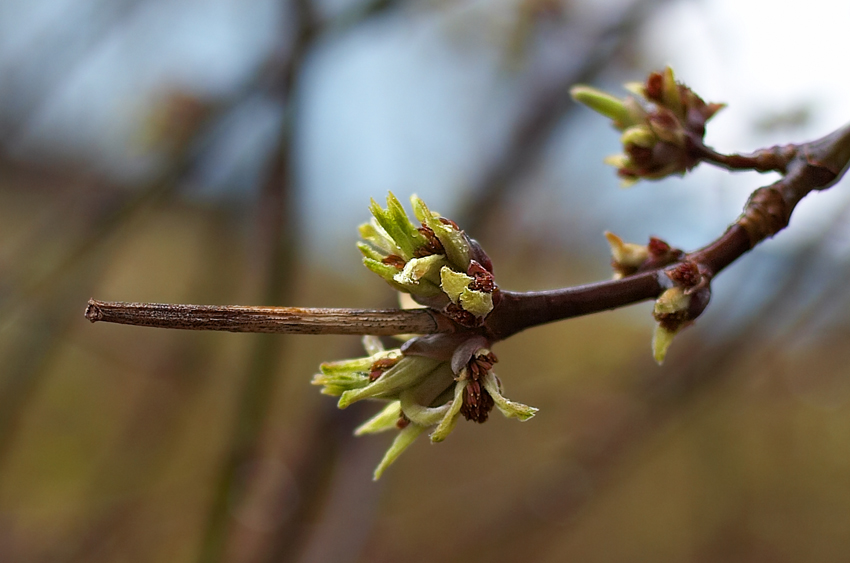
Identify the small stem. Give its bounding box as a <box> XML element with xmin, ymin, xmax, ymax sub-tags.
<box><xmin>688</xmin><ymin>224</ymin><xmax>752</xmax><ymax>276</ymax></box>
<box><xmin>487</xmin><ymin>273</ymin><xmax>662</xmax><ymax>340</ymax></box>
<box><xmin>84</xmin><ymin>299</ymin><xmax>444</xmax><ymax>336</ymax></box>
<box><xmin>692</xmin><ymin>142</ymin><xmax>796</xmax><ymax>174</ymax></box>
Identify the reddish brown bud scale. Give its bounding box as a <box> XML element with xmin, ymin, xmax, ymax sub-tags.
<box><xmin>467</xmin><ymin>260</ymin><xmax>497</xmax><ymax>293</ymax></box>
<box><xmin>444</xmin><ymin>303</ymin><xmax>480</xmax><ymax>328</ymax></box>
<box><xmin>626</xmin><ymin>144</ymin><xmax>654</xmax><ymax>166</ymax></box>
<box><xmin>382</xmin><ymin>255</ymin><xmax>406</xmax><ymax>269</ymax></box>
<box><xmin>668</xmin><ymin>261</ymin><xmax>701</xmax><ymax>288</ymax></box>
<box><xmin>439</xmin><ymin>217</ymin><xmax>461</xmax><ymax>230</ymax></box>
<box><xmin>414</xmin><ymin>225</ymin><xmax>445</xmax><ymax>257</ymax></box>
<box><xmin>648</xmin><ymin>237</ymin><xmax>671</xmax><ymax>256</ymax></box>
<box><xmin>646</xmin><ymin>72</ymin><xmax>664</xmax><ymax>102</ymax></box>
<box><xmin>370</xmin><ymin>357</ymin><xmax>400</xmax><ymax>381</ymax></box>
<box><xmin>396</xmin><ymin>414</ymin><xmax>411</xmax><ymax>429</ymax></box>
<box><xmin>654</xmin><ymin>310</ymin><xmax>690</xmax><ymax>332</ymax></box>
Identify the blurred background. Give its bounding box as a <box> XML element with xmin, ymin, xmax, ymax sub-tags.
<box><xmin>3</xmin><ymin>0</ymin><xmax>850</xmax><ymax>561</ymax></box>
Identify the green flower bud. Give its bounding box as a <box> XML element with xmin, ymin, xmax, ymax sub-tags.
<box><xmin>604</xmin><ymin>231</ymin><xmax>650</xmax><ymax>279</ymax></box>
<box><xmin>312</xmin><ymin>348</ymin><xmax>402</xmax><ymax>396</ymax></box>
<box><xmin>338</xmin><ymin>355</ymin><xmax>442</xmax><ymax>408</ymax></box>
<box><xmin>651</xmin><ymin>286</ymin><xmax>691</xmax><ymax>364</ymax></box>
<box><xmin>570</xmin><ymin>86</ymin><xmax>633</xmax><ymax>129</ymax></box>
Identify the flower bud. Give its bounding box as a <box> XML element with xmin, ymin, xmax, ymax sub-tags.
<box><xmin>651</xmin><ymin>262</ymin><xmax>711</xmax><ymax>363</ymax></box>
<box><xmin>315</xmin><ymin>336</ymin><xmax>536</xmax><ymax>478</ymax></box>
<box><xmin>571</xmin><ymin>66</ymin><xmax>725</xmax><ymax>184</ymax></box>
<box><xmin>652</xmin><ymin>286</ymin><xmax>691</xmax><ymax>364</ymax></box>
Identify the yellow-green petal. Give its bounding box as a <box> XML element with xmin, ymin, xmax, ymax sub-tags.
<box><xmin>459</xmin><ymin>288</ymin><xmax>494</xmax><ymax>317</ymax></box>
<box><xmin>338</xmin><ymin>356</ymin><xmax>442</xmax><ymax>408</ymax></box>
<box><xmin>430</xmin><ymin>380</ymin><xmax>465</xmax><ymax>442</ymax></box>
<box><xmin>652</xmin><ymin>324</ymin><xmax>677</xmax><ymax>365</ymax></box>
<box><xmin>570</xmin><ymin>85</ymin><xmax>631</xmax><ymax>128</ymax></box>
<box><xmin>440</xmin><ymin>267</ymin><xmax>473</xmax><ymax>303</ymax></box>
<box><xmin>373</xmin><ymin>423</ymin><xmax>427</xmax><ymax>480</ymax></box>
<box><xmin>355</xmin><ymin>401</ymin><xmax>402</xmax><ymax>435</ymax></box>
<box><xmin>482</xmin><ymin>372</ymin><xmax>538</xmax><ymax>421</ymax></box>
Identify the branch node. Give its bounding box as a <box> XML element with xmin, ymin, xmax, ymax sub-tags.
<box><xmin>739</xmin><ymin>186</ymin><xmax>791</xmax><ymax>246</ymax></box>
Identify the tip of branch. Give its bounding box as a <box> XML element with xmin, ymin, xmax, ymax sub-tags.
<box><xmin>85</xmin><ymin>299</ymin><xmax>103</xmax><ymax>323</ymax></box>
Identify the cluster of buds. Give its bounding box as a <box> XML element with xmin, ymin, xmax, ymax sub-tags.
<box><xmin>314</xmin><ymin>194</ymin><xmax>536</xmax><ymax>479</ymax></box>
<box><xmin>357</xmin><ymin>193</ymin><xmax>499</xmax><ymax>325</ymax></box>
<box><xmin>651</xmin><ymin>261</ymin><xmax>711</xmax><ymax>364</ymax></box>
<box><xmin>313</xmin><ymin>335</ymin><xmax>537</xmax><ymax>479</ymax></box>
<box><xmin>571</xmin><ymin>67</ymin><xmax>725</xmax><ymax>185</ymax></box>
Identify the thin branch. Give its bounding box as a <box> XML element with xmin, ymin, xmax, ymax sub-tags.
<box><xmin>485</xmin><ymin>121</ymin><xmax>850</xmax><ymax>340</ymax></box>
<box><xmin>85</xmin><ymin>299</ymin><xmax>444</xmax><ymax>336</ymax></box>
<box><xmin>692</xmin><ymin>143</ymin><xmax>796</xmax><ymax>174</ymax></box>
<box><xmin>85</xmin><ymin>122</ymin><xmax>850</xmax><ymax>363</ymax></box>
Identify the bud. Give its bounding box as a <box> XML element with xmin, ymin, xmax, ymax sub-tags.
<box><xmin>604</xmin><ymin>232</ymin><xmax>683</xmax><ymax>279</ymax></box>
<box><xmin>651</xmin><ymin>261</ymin><xmax>711</xmax><ymax>363</ymax></box>
<box><xmin>571</xmin><ymin>66</ymin><xmax>725</xmax><ymax>185</ymax></box>
<box><xmin>605</xmin><ymin>232</ymin><xmax>649</xmax><ymax>279</ymax></box>
<box><xmin>313</xmin><ymin>336</ymin><xmax>536</xmax><ymax>479</ymax></box>
<box><xmin>652</xmin><ymin>286</ymin><xmax>691</xmax><ymax>364</ymax></box>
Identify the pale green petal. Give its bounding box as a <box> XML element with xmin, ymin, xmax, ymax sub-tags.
<box><xmin>393</xmin><ymin>254</ymin><xmax>447</xmax><ymax>286</ymax></box>
<box><xmin>623</xmin><ymin>81</ymin><xmax>646</xmax><ymax>98</ymax></box>
<box><xmin>410</xmin><ymin>194</ymin><xmax>431</xmax><ymax>224</ymax></box>
<box><xmin>570</xmin><ymin>85</ymin><xmax>631</xmax><ymax>128</ymax></box>
<box><xmin>359</xmin><ymin>219</ymin><xmax>401</xmax><ymax>256</ymax></box>
<box><xmin>363</xmin><ymin>257</ymin><xmax>406</xmax><ymax>285</ymax></box>
<box><xmin>385</xmin><ymin>192</ymin><xmax>428</xmax><ymax>253</ymax></box>
<box><xmin>621</xmin><ymin>125</ymin><xmax>656</xmax><ymax>148</ymax></box>
<box><xmin>364</xmin><ymin>258</ymin><xmax>444</xmax><ymax>297</ymax></box>
<box><xmin>313</xmin><ymin>348</ymin><xmax>401</xmax><ymax>396</ymax></box>
<box><xmin>319</xmin><ymin>349</ymin><xmax>400</xmax><ymax>376</ymax></box>
<box><xmin>356</xmin><ymin>241</ymin><xmax>385</xmax><ymax>262</ymax></box>
<box><xmin>373</xmin><ymin>423</ymin><xmax>427</xmax><ymax>480</ymax></box>
<box><xmin>397</xmin><ymin>363</ymin><xmax>454</xmax><ymax>426</ymax></box>
<box><xmin>604</xmin><ymin>231</ymin><xmax>649</xmax><ymax>268</ymax></box>
<box><xmin>603</xmin><ymin>154</ymin><xmax>630</xmax><ymax>169</ymax></box>
<box><xmin>368</xmin><ymin>194</ymin><xmax>423</xmax><ymax>260</ymax></box>
<box><xmin>652</xmin><ymin>324</ymin><xmax>677</xmax><ymax>365</ymax></box>
<box><xmin>482</xmin><ymin>372</ymin><xmax>538</xmax><ymax>421</ymax></box>
<box><xmin>654</xmin><ymin>286</ymin><xmax>690</xmax><ymax>315</ymax></box>
<box><xmin>311</xmin><ymin>371</ymin><xmax>370</xmax><ymax>396</ymax></box>
<box><xmin>440</xmin><ymin>267</ymin><xmax>473</xmax><ymax>303</ymax></box>
<box><xmin>412</xmin><ymin>196</ymin><xmax>470</xmax><ymax>269</ymax></box>
<box><xmin>338</xmin><ymin>356</ymin><xmax>442</xmax><ymax>408</ymax></box>
<box><xmin>400</xmin><ymin>389</ymin><xmax>451</xmax><ymax>426</ymax></box>
<box><xmin>430</xmin><ymin>380</ymin><xmax>466</xmax><ymax>442</ymax></box>
<box><xmin>459</xmin><ymin>288</ymin><xmax>494</xmax><ymax>317</ymax></box>
<box><xmin>355</xmin><ymin>401</ymin><xmax>402</xmax><ymax>435</ymax></box>
<box><xmin>661</xmin><ymin>66</ymin><xmax>682</xmax><ymax>117</ymax></box>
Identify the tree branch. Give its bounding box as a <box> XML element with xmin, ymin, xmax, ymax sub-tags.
<box><xmin>84</xmin><ymin>299</ymin><xmax>445</xmax><ymax>336</ymax></box>
<box><xmin>85</xmin><ymin>121</ymin><xmax>850</xmax><ymax>348</ymax></box>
